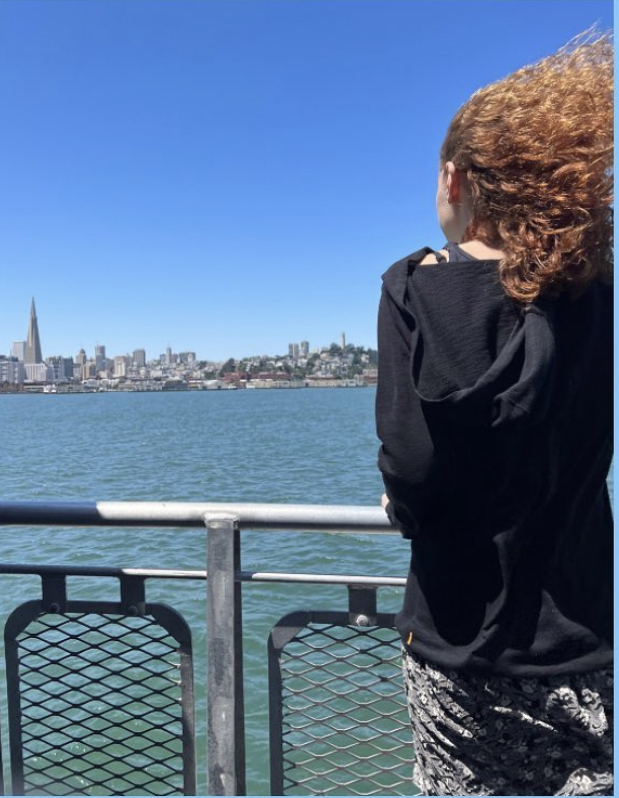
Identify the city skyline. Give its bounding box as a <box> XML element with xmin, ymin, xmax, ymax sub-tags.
<box><xmin>1</xmin><ymin>2</ymin><xmax>610</xmax><ymax>361</ymax></box>
<box><xmin>7</xmin><ymin>297</ymin><xmax>360</xmax><ymax>365</ymax></box>
<box><xmin>1</xmin><ymin>295</ymin><xmax>376</xmax><ymax>389</ymax></box>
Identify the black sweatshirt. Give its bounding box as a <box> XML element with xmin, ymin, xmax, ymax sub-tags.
<box><xmin>376</xmin><ymin>245</ymin><xmax>613</xmax><ymax>677</ymax></box>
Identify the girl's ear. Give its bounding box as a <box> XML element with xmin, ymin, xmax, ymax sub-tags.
<box><xmin>446</xmin><ymin>165</ymin><xmax>464</xmax><ymax>205</ymax></box>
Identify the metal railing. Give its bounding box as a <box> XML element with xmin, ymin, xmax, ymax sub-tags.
<box><xmin>0</xmin><ymin>501</ymin><xmax>413</xmax><ymax>797</ymax></box>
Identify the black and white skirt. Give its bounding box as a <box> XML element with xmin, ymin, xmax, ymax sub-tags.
<box><xmin>402</xmin><ymin>649</ymin><xmax>613</xmax><ymax>796</ymax></box>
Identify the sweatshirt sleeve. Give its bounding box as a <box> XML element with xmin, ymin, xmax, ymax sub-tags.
<box><xmin>375</xmin><ymin>281</ymin><xmax>440</xmax><ymax>539</ymax></box>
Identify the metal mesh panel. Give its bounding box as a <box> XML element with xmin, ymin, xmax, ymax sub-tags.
<box><xmin>269</xmin><ymin>613</ymin><xmax>414</xmax><ymax>796</ymax></box>
<box><xmin>5</xmin><ymin>603</ymin><xmax>195</xmax><ymax>796</ymax></box>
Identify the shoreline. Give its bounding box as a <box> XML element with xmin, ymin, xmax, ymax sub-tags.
<box><xmin>0</xmin><ymin>382</ymin><xmax>377</xmax><ymax>395</ymax></box>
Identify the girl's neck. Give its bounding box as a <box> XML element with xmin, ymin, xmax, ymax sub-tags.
<box><xmin>456</xmin><ymin>239</ymin><xmax>506</xmax><ymax>260</ymax></box>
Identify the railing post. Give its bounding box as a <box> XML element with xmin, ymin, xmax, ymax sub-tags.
<box><xmin>206</xmin><ymin>514</ymin><xmax>246</xmax><ymax>796</ymax></box>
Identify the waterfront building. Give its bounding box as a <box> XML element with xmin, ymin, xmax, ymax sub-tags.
<box><xmin>11</xmin><ymin>341</ymin><xmax>26</xmax><ymax>361</ymax></box>
<box><xmin>24</xmin><ymin>363</ymin><xmax>53</xmax><ymax>383</ymax></box>
<box><xmin>0</xmin><ymin>356</ymin><xmax>24</xmax><ymax>384</ymax></box>
<box><xmin>362</xmin><ymin>367</ymin><xmax>378</xmax><ymax>385</ymax></box>
<box><xmin>24</xmin><ymin>299</ymin><xmax>43</xmax><ymax>364</ymax></box>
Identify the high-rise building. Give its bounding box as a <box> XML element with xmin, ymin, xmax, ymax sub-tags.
<box><xmin>95</xmin><ymin>345</ymin><xmax>106</xmax><ymax>371</ymax></box>
<box><xmin>340</xmin><ymin>332</ymin><xmax>346</xmax><ymax>350</ymax></box>
<box><xmin>75</xmin><ymin>349</ymin><xmax>87</xmax><ymax>366</ymax></box>
<box><xmin>82</xmin><ymin>361</ymin><xmax>96</xmax><ymax>379</ymax></box>
<box><xmin>300</xmin><ymin>341</ymin><xmax>310</xmax><ymax>357</ymax></box>
<box><xmin>132</xmin><ymin>349</ymin><xmax>146</xmax><ymax>368</ymax></box>
<box><xmin>47</xmin><ymin>356</ymin><xmax>66</xmax><ymax>381</ymax></box>
<box><xmin>114</xmin><ymin>356</ymin><xmax>130</xmax><ymax>377</ymax></box>
<box><xmin>24</xmin><ymin>299</ymin><xmax>43</xmax><ymax>364</ymax></box>
<box><xmin>63</xmin><ymin>358</ymin><xmax>74</xmax><ymax>379</ymax></box>
<box><xmin>11</xmin><ymin>341</ymin><xmax>26</xmax><ymax>361</ymax></box>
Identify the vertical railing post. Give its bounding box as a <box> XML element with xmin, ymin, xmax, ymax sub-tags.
<box><xmin>206</xmin><ymin>514</ymin><xmax>246</xmax><ymax>796</ymax></box>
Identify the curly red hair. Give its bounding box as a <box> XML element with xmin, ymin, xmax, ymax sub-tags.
<box><xmin>440</xmin><ymin>30</ymin><xmax>613</xmax><ymax>302</ymax></box>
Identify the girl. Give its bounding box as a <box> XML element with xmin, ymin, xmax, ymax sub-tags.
<box><xmin>376</xmin><ymin>31</ymin><xmax>613</xmax><ymax>796</ymax></box>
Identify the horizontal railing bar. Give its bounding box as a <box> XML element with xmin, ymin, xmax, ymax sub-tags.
<box><xmin>243</xmin><ymin>572</ymin><xmax>406</xmax><ymax>586</ymax></box>
<box><xmin>0</xmin><ymin>563</ymin><xmax>404</xmax><ymax>586</ymax></box>
<box><xmin>0</xmin><ymin>563</ymin><xmax>207</xmax><ymax>578</ymax></box>
<box><xmin>0</xmin><ymin>500</ymin><xmax>392</xmax><ymax>532</ymax></box>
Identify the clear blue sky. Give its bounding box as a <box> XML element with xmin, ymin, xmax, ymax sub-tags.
<box><xmin>0</xmin><ymin>0</ymin><xmax>612</xmax><ymax>362</ymax></box>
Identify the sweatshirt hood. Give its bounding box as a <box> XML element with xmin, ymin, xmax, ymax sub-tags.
<box><xmin>382</xmin><ymin>249</ymin><xmax>556</xmax><ymax>429</ymax></box>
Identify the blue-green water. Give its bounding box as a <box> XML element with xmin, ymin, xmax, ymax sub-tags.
<box><xmin>0</xmin><ymin>388</ymin><xmax>411</xmax><ymax>794</ymax></box>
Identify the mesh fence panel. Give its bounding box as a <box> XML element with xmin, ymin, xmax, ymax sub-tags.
<box><xmin>270</xmin><ymin>618</ymin><xmax>415</xmax><ymax>796</ymax></box>
<box><xmin>6</xmin><ymin>606</ymin><xmax>194</xmax><ymax>796</ymax></box>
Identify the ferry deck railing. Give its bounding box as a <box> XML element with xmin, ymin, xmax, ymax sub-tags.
<box><xmin>0</xmin><ymin>501</ymin><xmax>413</xmax><ymax>797</ymax></box>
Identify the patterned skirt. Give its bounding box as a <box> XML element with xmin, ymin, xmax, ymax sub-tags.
<box><xmin>402</xmin><ymin>649</ymin><xmax>613</xmax><ymax>796</ymax></box>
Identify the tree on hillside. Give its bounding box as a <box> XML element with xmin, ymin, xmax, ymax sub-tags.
<box><xmin>218</xmin><ymin>358</ymin><xmax>237</xmax><ymax>377</ymax></box>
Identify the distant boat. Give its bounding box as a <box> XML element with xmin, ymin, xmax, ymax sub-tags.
<box><xmin>42</xmin><ymin>384</ymin><xmax>58</xmax><ymax>393</ymax></box>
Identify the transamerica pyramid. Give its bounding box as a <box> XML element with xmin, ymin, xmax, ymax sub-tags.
<box><xmin>24</xmin><ymin>298</ymin><xmax>43</xmax><ymax>364</ymax></box>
